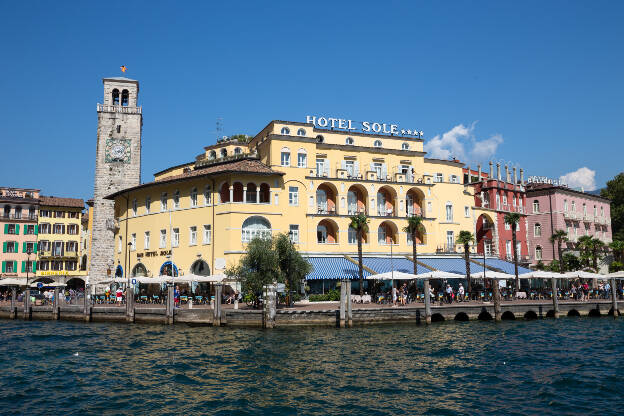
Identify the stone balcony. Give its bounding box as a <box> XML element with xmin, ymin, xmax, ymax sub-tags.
<box><xmin>97</xmin><ymin>104</ymin><xmax>142</xmax><ymax>114</ymax></box>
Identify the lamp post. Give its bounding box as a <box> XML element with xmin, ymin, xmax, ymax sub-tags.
<box><xmin>25</xmin><ymin>246</ymin><xmax>33</xmax><ymax>287</ymax></box>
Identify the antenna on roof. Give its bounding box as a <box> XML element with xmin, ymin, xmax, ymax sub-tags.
<box><xmin>216</xmin><ymin>117</ymin><xmax>223</xmax><ymax>141</ymax></box>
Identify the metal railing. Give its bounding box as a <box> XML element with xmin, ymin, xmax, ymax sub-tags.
<box><xmin>97</xmin><ymin>103</ymin><xmax>142</xmax><ymax>114</ymax></box>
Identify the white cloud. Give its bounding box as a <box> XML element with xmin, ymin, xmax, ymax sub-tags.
<box><xmin>560</xmin><ymin>167</ymin><xmax>597</xmax><ymax>191</ymax></box>
<box><xmin>424</xmin><ymin>123</ymin><xmax>503</xmax><ymax>163</ymax></box>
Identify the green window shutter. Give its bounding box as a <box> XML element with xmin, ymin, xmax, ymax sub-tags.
<box><xmin>13</xmin><ymin>261</ymin><xmax>17</xmax><ymax>272</ymax></box>
<box><xmin>1</xmin><ymin>261</ymin><xmax>5</xmax><ymax>273</ymax></box>
<box><xmin>15</xmin><ymin>224</ymin><xmax>19</xmax><ymax>234</ymax></box>
<box><xmin>21</xmin><ymin>261</ymin><xmax>26</xmax><ymax>273</ymax></box>
<box><xmin>33</xmin><ymin>243</ymin><xmax>37</xmax><ymax>254</ymax></box>
<box><xmin>3</xmin><ymin>224</ymin><xmax>7</xmax><ymax>234</ymax></box>
<box><xmin>14</xmin><ymin>242</ymin><xmax>18</xmax><ymax>252</ymax></box>
<box><xmin>32</xmin><ymin>261</ymin><xmax>36</xmax><ymax>273</ymax></box>
<box><xmin>24</xmin><ymin>225</ymin><xmax>27</xmax><ymax>235</ymax></box>
<box><xmin>35</xmin><ymin>225</ymin><xmax>38</xmax><ymax>235</ymax></box>
<box><xmin>23</xmin><ymin>242</ymin><xmax>27</xmax><ymax>252</ymax></box>
<box><xmin>2</xmin><ymin>242</ymin><xmax>6</xmax><ymax>253</ymax></box>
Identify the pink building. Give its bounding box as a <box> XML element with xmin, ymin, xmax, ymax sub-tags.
<box><xmin>1</xmin><ymin>187</ymin><xmax>40</xmax><ymax>280</ymax></box>
<box><xmin>525</xmin><ymin>183</ymin><xmax>612</xmax><ymax>267</ymax></box>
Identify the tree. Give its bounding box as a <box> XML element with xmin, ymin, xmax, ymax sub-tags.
<box><xmin>561</xmin><ymin>252</ymin><xmax>582</xmax><ymax>272</ymax></box>
<box><xmin>226</xmin><ymin>233</ymin><xmax>311</xmax><ymax>307</ymax></box>
<box><xmin>456</xmin><ymin>230</ymin><xmax>475</xmax><ymax>296</ymax></box>
<box><xmin>601</xmin><ymin>173</ymin><xmax>624</xmax><ymax>241</ymax></box>
<box><xmin>349</xmin><ymin>213</ymin><xmax>369</xmax><ymax>295</ymax></box>
<box><xmin>504</xmin><ymin>213</ymin><xmax>521</xmax><ymax>297</ymax></box>
<box><xmin>274</xmin><ymin>233</ymin><xmax>312</xmax><ymax>301</ymax></box>
<box><xmin>610</xmin><ymin>240</ymin><xmax>624</xmax><ymax>263</ymax></box>
<box><xmin>226</xmin><ymin>236</ymin><xmax>279</xmax><ymax>306</ymax></box>
<box><xmin>550</xmin><ymin>230</ymin><xmax>568</xmax><ymax>273</ymax></box>
<box><xmin>403</xmin><ymin>215</ymin><xmax>424</xmax><ymax>275</ymax></box>
<box><xmin>578</xmin><ymin>236</ymin><xmax>605</xmax><ymax>271</ymax></box>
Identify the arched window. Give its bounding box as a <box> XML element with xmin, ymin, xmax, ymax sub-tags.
<box><xmin>297</xmin><ymin>128</ymin><xmax>306</xmax><ymax>136</ymax></box>
<box><xmin>259</xmin><ymin>183</ymin><xmax>270</xmax><ymax>203</ymax></box>
<box><xmin>535</xmin><ymin>246</ymin><xmax>542</xmax><ymax>261</ymax></box>
<box><xmin>316</xmin><ymin>189</ymin><xmax>328</xmax><ymax>213</ymax></box>
<box><xmin>281</xmin><ymin>127</ymin><xmax>290</xmax><ymax>135</ymax></box>
<box><xmin>402</xmin><ymin>142</ymin><xmax>409</xmax><ymax>150</ymax></box>
<box><xmin>112</xmin><ymin>89</ymin><xmax>120</xmax><ymax>105</ymax></box>
<box><xmin>234</xmin><ymin>147</ymin><xmax>242</xmax><ymax>155</ymax></box>
<box><xmin>316</xmin><ymin>135</ymin><xmax>324</xmax><ymax>143</ymax></box>
<box><xmin>241</xmin><ymin>216</ymin><xmax>272</xmax><ymax>242</ymax></box>
<box><xmin>297</xmin><ymin>149</ymin><xmax>307</xmax><ymax>168</ymax></box>
<box><xmin>209</xmin><ymin>150</ymin><xmax>216</xmax><ymax>159</ymax></box>
<box><xmin>445</xmin><ymin>202</ymin><xmax>453</xmax><ymax>222</ymax></box>
<box><xmin>374</xmin><ymin>140</ymin><xmax>382</xmax><ymax>148</ymax></box>
<box><xmin>160</xmin><ymin>261</ymin><xmax>178</xmax><ymax>277</ymax></box>
<box><xmin>190</xmin><ymin>260</ymin><xmax>210</xmax><ymax>276</ymax></box>
<box><xmin>534</xmin><ymin>223</ymin><xmax>541</xmax><ymax>237</ymax></box>
<box><xmin>115</xmin><ymin>265</ymin><xmax>123</xmax><ymax>278</ymax></box>
<box><xmin>280</xmin><ymin>147</ymin><xmax>291</xmax><ymax>167</ymax></box>
<box><xmin>220</xmin><ymin>182</ymin><xmax>230</xmax><ymax>203</ymax></box>
<box><xmin>220</xmin><ymin>148</ymin><xmax>227</xmax><ymax>158</ymax></box>
<box><xmin>121</xmin><ymin>89</ymin><xmax>129</xmax><ymax>106</ymax></box>
<box><xmin>533</xmin><ymin>200</ymin><xmax>540</xmax><ymax>213</ymax></box>
<box><xmin>132</xmin><ymin>263</ymin><xmax>148</xmax><ymax>277</ymax></box>
<box><xmin>317</xmin><ymin>224</ymin><xmax>328</xmax><ymax>243</ymax></box>
<box><xmin>345</xmin><ymin>137</ymin><xmax>354</xmax><ymax>145</ymax></box>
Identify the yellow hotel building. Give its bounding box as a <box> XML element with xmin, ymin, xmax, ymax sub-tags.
<box><xmin>107</xmin><ymin>119</ymin><xmax>482</xmax><ymax>290</ymax></box>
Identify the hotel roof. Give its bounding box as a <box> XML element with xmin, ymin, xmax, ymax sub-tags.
<box><xmin>105</xmin><ymin>158</ymin><xmax>283</xmax><ymax>200</ymax></box>
<box><xmin>39</xmin><ymin>196</ymin><xmax>85</xmax><ymax>208</ymax></box>
<box><xmin>525</xmin><ymin>183</ymin><xmax>610</xmax><ymax>202</ymax></box>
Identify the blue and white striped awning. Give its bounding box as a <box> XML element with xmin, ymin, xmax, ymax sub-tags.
<box><xmin>484</xmin><ymin>258</ymin><xmax>532</xmax><ymax>275</ymax></box>
<box><xmin>417</xmin><ymin>257</ymin><xmax>481</xmax><ymax>275</ymax></box>
<box><xmin>305</xmin><ymin>257</ymin><xmax>372</xmax><ymax>280</ymax></box>
<box><xmin>362</xmin><ymin>257</ymin><xmax>432</xmax><ymax>274</ymax></box>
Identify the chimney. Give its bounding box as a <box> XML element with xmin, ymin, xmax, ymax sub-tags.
<box><xmin>513</xmin><ymin>167</ymin><xmax>517</xmax><ymax>190</ymax></box>
<box><xmin>466</xmin><ymin>165</ymin><xmax>471</xmax><ymax>183</ymax></box>
<box><xmin>489</xmin><ymin>161</ymin><xmax>493</xmax><ymax>179</ymax></box>
<box><xmin>520</xmin><ymin>168</ymin><xmax>524</xmax><ymax>185</ymax></box>
<box><xmin>496</xmin><ymin>163</ymin><xmax>501</xmax><ymax>181</ymax></box>
<box><xmin>478</xmin><ymin>164</ymin><xmax>482</xmax><ymax>181</ymax></box>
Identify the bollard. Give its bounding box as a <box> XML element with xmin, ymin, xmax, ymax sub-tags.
<box><xmin>234</xmin><ymin>298</ymin><xmax>239</xmax><ymax>310</ymax></box>
<box><xmin>346</xmin><ymin>280</ymin><xmax>353</xmax><ymax>328</ymax></box>
<box><xmin>23</xmin><ymin>289</ymin><xmax>31</xmax><ymax>320</ymax></box>
<box><xmin>493</xmin><ymin>279</ymin><xmax>502</xmax><ymax>322</ymax></box>
<box><xmin>213</xmin><ymin>284</ymin><xmax>222</xmax><ymax>326</ymax></box>
<box><xmin>611</xmin><ymin>276</ymin><xmax>619</xmax><ymax>318</ymax></box>
<box><xmin>166</xmin><ymin>285</ymin><xmax>174</xmax><ymax>324</ymax></box>
<box><xmin>53</xmin><ymin>288</ymin><xmax>59</xmax><ymax>320</ymax></box>
<box><xmin>551</xmin><ymin>277</ymin><xmax>559</xmax><ymax>319</ymax></box>
<box><xmin>339</xmin><ymin>281</ymin><xmax>346</xmax><ymax>328</ymax></box>
<box><xmin>83</xmin><ymin>290</ymin><xmax>91</xmax><ymax>322</ymax></box>
<box><xmin>126</xmin><ymin>287</ymin><xmax>134</xmax><ymax>323</ymax></box>
<box><xmin>262</xmin><ymin>284</ymin><xmax>276</xmax><ymax>329</ymax></box>
<box><xmin>188</xmin><ymin>297</ymin><xmax>193</xmax><ymax>309</ymax></box>
<box><xmin>10</xmin><ymin>288</ymin><xmax>16</xmax><ymax>319</ymax></box>
<box><xmin>423</xmin><ymin>279</ymin><xmax>432</xmax><ymax>324</ymax></box>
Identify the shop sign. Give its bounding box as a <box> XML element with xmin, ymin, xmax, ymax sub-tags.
<box><xmin>305</xmin><ymin>115</ymin><xmax>422</xmax><ymax>138</ymax></box>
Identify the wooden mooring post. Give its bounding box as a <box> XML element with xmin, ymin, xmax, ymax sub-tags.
<box><xmin>10</xmin><ymin>288</ymin><xmax>16</xmax><ymax>319</ymax></box>
<box><xmin>423</xmin><ymin>279</ymin><xmax>432</xmax><ymax>324</ymax></box>
<box><xmin>23</xmin><ymin>289</ymin><xmax>31</xmax><ymax>320</ymax></box>
<box><xmin>551</xmin><ymin>277</ymin><xmax>559</xmax><ymax>319</ymax></box>
<box><xmin>213</xmin><ymin>284</ymin><xmax>222</xmax><ymax>326</ymax></box>
<box><xmin>493</xmin><ymin>278</ymin><xmax>501</xmax><ymax>321</ymax></box>
<box><xmin>53</xmin><ymin>288</ymin><xmax>59</xmax><ymax>320</ymax></box>
<box><xmin>611</xmin><ymin>276</ymin><xmax>619</xmax><ymax>318</ymax></box>
<box><xmin>126</xmin><ymin>287</ymin><xmax>134</xmax><ymax>323</ymax></box>
<box><xmin>262</xmin><ymin>284</ymin><xmax>276</xmax><ymax>329</ymax></box>
<box><xmin>166</xmin><ymin>285</ymin><xmax>174</xmax><ymax>325</ymax></box>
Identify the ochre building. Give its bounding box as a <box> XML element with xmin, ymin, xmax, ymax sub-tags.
<box><xmin>107</xmin><ymin>120</ymin><xmax>484</xmax><ymax>286</ymax></box>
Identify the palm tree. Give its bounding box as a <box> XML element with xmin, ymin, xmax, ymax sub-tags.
<box><xmin>504</xmin><ymin>213</ymin><xmax>521</xmax><ymax>297</ymax></box>
<box><xmin>456</xmin><ymin>231</ymin><xmax>475</xmax><ymax>297</ymax></box>
<box><xmin>550</xmin><ymin>229</ymin><xmax>568</xmax><ymax>274</ymax></box>
<box><xmin>577</xmin><ymin>235</ymin><xmax>593</xmax><ymax>269</ymax></box>
<box><xmin>588</xmin><ymin>237</ymin><xmax>605</xmax><ymax>271</ymax></box>
<box><xmin>610</xmin><ymin>240</ymin><xmax>624</xmax><ymax>263</ymax></box>
<box><xmin>349</xmin><ymin>213</ymin><xmax>369</xmax><ymax>295</ymax></box>
<box><xmin>403</xmin><ymin>215</ymin><xmax>424</xmax><ymax>275</ymax></box>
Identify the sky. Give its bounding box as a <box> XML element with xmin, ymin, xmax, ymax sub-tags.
<box><xmin>1</xmin><ymin>1</ymin><xmax>623</xmax><ymax>200</ymax></box>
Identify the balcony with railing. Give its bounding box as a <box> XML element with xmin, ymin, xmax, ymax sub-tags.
<box><xmin>97</xmin><ymin>103</ymin><xmax>142</xmax><ymax>114</ymax></box>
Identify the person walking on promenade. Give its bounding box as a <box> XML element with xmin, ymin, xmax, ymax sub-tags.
<box><xmin>582</xmin><ymin>281</ymin><xmax>589</xmax><ymax>301</ymax></box>
<box><xmin>445</xmin><ymin>284</ymin><xmax>452</xmax><ymax>304</ymax></box>
<box><xmin>174</xmin><ymin>285</ymin><xmax>181</xmax><ymax>308</ymax></box>
<box><xmin>458</xmin><ymin>283</ymin><xmax>465</xmax><ymax>302</ymax></box>
<box><xmin>392</xmin><ymin>285</ymin><xmax>398</xmax><ymax>307</ymax></box>
<box><xmin>115</xmin><ymin>287</ymin><xmax>123</xmax><ymax>306</ymax></box>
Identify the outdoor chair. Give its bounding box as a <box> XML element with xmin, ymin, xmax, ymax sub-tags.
<box><xmin>140</xmin><ymin>296</ymin><xmax>148</xmax><ymax>304</ymax></box>
<box><xmin>152</xmin><ymin>295</ymin><xmax>160</xmax><ymax>304</ymax></box>
<box><xmin>195</xmin><ymin>296</ymin><xmax>203</xmax><ymax>304</ymax></box>
<box><xmin>180</xmin><ymin>296</ymin><xmax>188</xmax><ymax>304</ymax></box>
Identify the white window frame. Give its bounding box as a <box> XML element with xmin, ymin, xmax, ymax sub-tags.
<box><xmin>297</xmin><ymin>151</ymin><xmax>307</xmax><ymax>168</ymax></box>
<box><xmin>203</xmin><ymin>225</ymin><xmax>212</xmax><ymax>244</ymax></box>
<box><xmin>289</xmin><ymin>224</ymin><xmax>299</xmax><ymax>243</ymax></box>
<box><xmin>160</xmin><ymin>229</ymin><xmax>167</xmax><ymax>248</ymax></box>
<box><xmin>464</xmin><ymin>206</ymin><xmax>470</xmax><ymax>217</ymax></box>
<box><xmin>533</xmin><ymin>200</ymin><xmax>539</xmax><ymax>213</ymax></box>
<box><xmin>161</xmin><ymin>193</ymin><xmax>168</xmax><ymax>212</ymax></box>
<box><xmin>534</xmin><ymin>224</ymin><xmax>541</xmax><ymax>237</ymax></box>
<box><xmin>204</xmin><ymin>186</ymin><xmax>211</xmax><ymax>206</ymax></box>
<box><xmin>145</xmin><ymin>196</ymin><xmax>151</xmax><ymax>214</ymax></box>
<box><xmin>130</xmin><ymin>233</ymin><xmax>136</xmax><ymax>251</ymax></box>
<box><xmin>173</xmin><ymin>190</ymin><xmax>180</xmax><ymax>209</ymax></box>
<box><xmin>445</xmin><ymin>203</ymin><xmax>453</xmax><ymax>222</ymax></box>
<box><xmin>281</xmin><ymin>151</ymin><xmax>291</xmax><ymax>167</ymax></box>
<box><xmin>171</xmin><ymin>228</ymin><xmax>179</xmax><ymax>247</ymax></box>
<box><xmin>132</xmin><ymin>199</ymin><xmax>137</xmax><ymax>216</ymax></box>
<box><xmin>189</xmin><ymin>226</ymin><xmax>197</xmax><ymax>246</ymax></box>
<box><xmin>288</xmin><ymin>186</ymin><xmax>299</xmax><ymax>206</ymax></box>
<box><xmin>190</xmin><ymin>188</ymin><xmax>198</xmax><ymax>207</ymax></box>
<box><xmin>144</xmin><ymin>231</ymin><xmax>150</xmax><ymax>250</ymax></box>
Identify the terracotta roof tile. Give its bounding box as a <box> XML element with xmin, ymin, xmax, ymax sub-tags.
<box><xmin>39</xmin><ymin>196</ymin><xmax>85</xmax><ymax>208</ymax></box>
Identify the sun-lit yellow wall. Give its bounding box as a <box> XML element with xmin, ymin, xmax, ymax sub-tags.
<box><xmin>37</xmin><ymin>205</ymin><xmax>84</xmax><ymax>278</ymax></box>
<box><xmin>112</xmin><ymin>121</ymin><xmax>477</xmax><ymax>278</ymax></box>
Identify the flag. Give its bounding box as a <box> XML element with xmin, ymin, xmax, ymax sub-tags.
<box><xmin>120</xmin><ymin>65</ymin><xmax>127</xmax><ymax>73</ymax></box>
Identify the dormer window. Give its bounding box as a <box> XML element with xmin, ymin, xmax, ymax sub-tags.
<box><xmin>345</xmin><ymin>137</ymin><xmax>354</xmax><ymax>145</ymax></box>
<box><xmin>112</xmin><ymin>89</ymin><xmax>120</xmax><ymax>105</ymax></box>
<box><xmin>121</xmin><ymin>89</ymin><xmax>129</xmax><ymax>106</ymax></box>
<box><xmin>234</xmin><ymin>147</ymin><xmax>242</xmax><ymax>155</ymax></box>
<box><xmin>220</xmin><ymin>149</ymin><xmax>227</xmax><ymax>158</ymax></box>
<box><xmin>281</xmin><ymin>127</ymin><xmax>290</xmax><ymax>135</ymax></box>
<box><xmin>209</xmin><ymin>150</ymin><xmax>216</xmax><ymax>159</ymax></box>
<box><xmin>316</xmin><ymin>135</ymin><xmax>324</xmax><ymax>143</ymax></box>
<box><xmin>402</xmin><ymin>142</ymin><xmax>409</xmax><ymax>150</ymax></box>
<box><xmin>297</xmin><ymin>128</ymin><xmax>306</xmax><ymax>136</ymax></box>
<box><xmin>374</xmin><ymin>140</ymin><xmax>382</xmax><ymax>148</ymax></box>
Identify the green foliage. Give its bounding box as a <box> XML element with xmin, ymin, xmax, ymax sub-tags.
<box><xmin>504</xmin><ymin>212</ymin><xmax>521</xmax><ymax>227</ymax></box>
<box><xmin>550</xmin><ymin>230</ymin><xmax>568</xmax><ymax>273</ymax></box>
<box><xmin>609</xmin><ymin>261</ymin><xmax>624</xmax><ymax>272</ymax></box>
<box><xmin>561</xmin><ymin>253</ymin><xmax>581</xmax><ymax>271</ymax></box>
<box><xmin>609</xmin><ymin>240</ymin><xmax>624</xmax><ymax>263</ymax></box>
<box><xmin>403</xmin><ymin>215</ymin><xmax>424</xmax><ymax>238</ymax></box>
<box><xmin>548</xmin><ymin>259</ymin><xmax>561</xmax><ymax>272</ymax></box>
<box><xmin>535</xmin><ymin>260</ymin><xmax>545</xmax><ymax>270</ymax></box>
<box><xmin>309</xmin><ymin>289</ymin><xmax>341</xmax><ymax>302</ymax></box>
<box><xmin>577</xmin><ymin>236</ymin><xmax>605</xmax><ymax>270</ymax></box>
<box><xmin>226</xmin><ymin>233</ymin><xmax>311</xmax><ymax>301</ymax></box>
<box><xmin>456</xmin><ymin>230</ymin><xmax>475</xmax><ymax>246</ymax></box>
<box><xmin>349</xmin><ymin>213</ymin><xmax>369</xmax><ymax>233</ymax></box>
<box><xmin>601</xmin><ymin>173</ymin><xmax>624</xmax><ymax>241</ymax></box>
<box><xmin>229</xmin><ymin>134</ymin><xmax>251</xmax><ymax>143</ymax></box>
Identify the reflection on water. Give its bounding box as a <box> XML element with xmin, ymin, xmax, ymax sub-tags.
<box><xmin>0</xmin><ymin>319</ymin><xmax>623</xmax><ymax>415</ymax></box>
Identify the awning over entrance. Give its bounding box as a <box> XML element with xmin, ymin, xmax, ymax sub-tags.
<box><xmin>362</xmin><ymin>257</ymin><xmax>433</xmax><ymax>274</ymax></box>
<box><xmin>417</xmin><ymin>257</ymin><xmax>482</xmax><ymax>274</ymax></box>
<box><xmin>483</xmin><ymin>258</ymin><xmax>532</xmax><ymax>275</ymax></box>
<box><xmin>305</xmin><ymin>257</ymin><xmax>372</xmax><ymax>280</ymax></box>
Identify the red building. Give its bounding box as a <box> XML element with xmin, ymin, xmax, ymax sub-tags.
<box><xmin>464</xmin><ymin>163</ymin><xmax>530</xmax><ymax>266</ymax></box>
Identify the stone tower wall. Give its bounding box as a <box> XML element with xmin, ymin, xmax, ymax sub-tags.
<box><xmin>89</xmin><ymin>79</ymin><xmax>142</xmax><ymax>285</ymax></box>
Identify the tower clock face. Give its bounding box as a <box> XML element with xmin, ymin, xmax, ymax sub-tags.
<box><xmin>105</xmin><ymin>139</ymin><xmax>131</xmax><ymax>163</ymax></box>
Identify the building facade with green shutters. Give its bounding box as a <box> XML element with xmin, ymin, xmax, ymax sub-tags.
<box><xmin>0</xmin><ymin>187</ymin><xmax>40</xmax><ymax>279</ymax></box>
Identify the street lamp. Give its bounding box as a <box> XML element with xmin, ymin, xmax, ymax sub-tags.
<box><xmin>25</xmin><ymin>246</ymin><xmax>33</xmax><ymax>287</ymax></box>
<box><xmin>127</xmin><ymin>242</ymin><xmax>132</xmax><ymax>288</ymax></box>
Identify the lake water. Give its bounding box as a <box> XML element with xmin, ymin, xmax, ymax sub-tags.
<box><xmin>0</xmin><ymin>319</ymin><xmax>622</xmax><ymax>415</ymax></box>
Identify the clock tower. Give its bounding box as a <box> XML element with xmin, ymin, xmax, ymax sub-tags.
<box><xmin>89</xmin><ymin>77</ymin><xmax>142</xmax><ymax>286</ymax></box>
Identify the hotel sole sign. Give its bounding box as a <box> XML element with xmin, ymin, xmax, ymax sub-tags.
<box><xmin>305</xmin><ymin>115</ymin><xmax>422</xmax><ymax>138</ymax></box>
